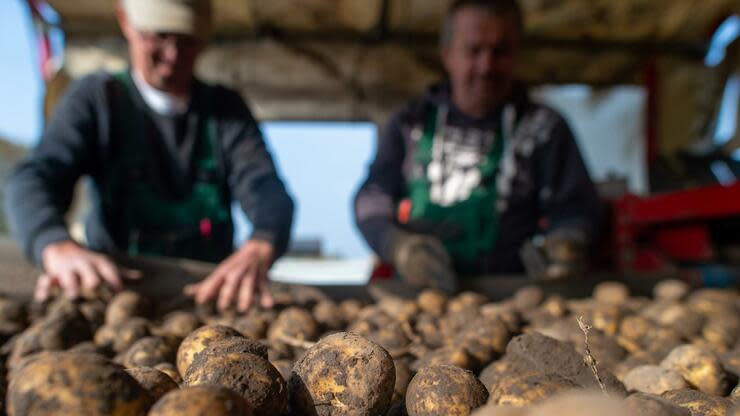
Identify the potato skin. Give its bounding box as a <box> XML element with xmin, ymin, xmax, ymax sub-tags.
<box><xmin>125</xmin><ymin>367</ymin><xmax>178</xmax><ymax>402</ymax></box>
<box><xmin>290</xmin><ymin>332</ymin><xmax>396</xmax><ymax>416</ymax></box>
<box><xmin>623</xmin><ymin>365</ymin><xmax>688</xmax><ymax>395</ymax></box>
<box><xmin>662</xmin><ymin>388</ymin><xmax>733</xmax><ymax>416</ymax></box>
<box><xmin>487</xmin><ymin>372</ymin><xmax>577</xmax><ymax>407</ymax></box>
<box><xmin>148</xmin><ymin>385</ymin><xmax>252</xmax><ymax>416</ymax></box>
<box><xmin>105</xmin><ymin>290</ymin><xmax>150</xmax><ymax>326</ymax></box>
<box><xmin>406</xmin><ymin>365</ymin><xmax>488</xmax><ymax>416</ymax></box>
<box><xmin>185</xmin><ymin>351</ymin><xmax>287</xmax><ymax>415</ymax></box>
<box><xmin>7</xmin><ymin>351</ymin><xmax>151</xmax><ymax>416</ymax></box>
<box><xmin>176</xmin><ymin>324</ymin><xmax>243</xmax><ymax>376</ymax></box>
<box><xmin>660</xmin><ymin>344</ymin><xmax>730</xmax><ymax>396</ymax></box>
<box><xmin>122</xmin><ymin>336</ymin><xmax>177</xmax><ymax>368</ymax></box>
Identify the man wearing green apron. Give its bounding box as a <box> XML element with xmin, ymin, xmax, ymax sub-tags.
<box><xmin>355</xmin><ymin>0</ymin><xmax>600</xmax><ymax>291</ymax></box>
<box><xmin>5</xmin><ymin>0</ymin><xmax>294</xmax><ymax>312</ymax></box>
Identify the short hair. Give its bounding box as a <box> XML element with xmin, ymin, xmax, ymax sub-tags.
<box><xmin>440</xmin><ymin>0</ymin><xmax>524</xmax><ymax>46</ymax></box>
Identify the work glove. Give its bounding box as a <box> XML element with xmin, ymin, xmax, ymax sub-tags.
<box><xmin>391</xmin><ymin>231</ymin><xmax>457</xmax><ymax>293</ymax></box>
<box><xmin>520</xmin><ymin>228</ymin><xmax>587</xmax><ymax>281</ymax></box>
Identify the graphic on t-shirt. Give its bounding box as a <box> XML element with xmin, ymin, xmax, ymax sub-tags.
<box><xmin>427</xmin><ymin>126</ymin><xmax>495</xmax><ymax>206</ymax></box>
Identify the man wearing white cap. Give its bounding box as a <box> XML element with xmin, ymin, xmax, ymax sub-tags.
<box><xmin>5</xmin><ymin>0</ymin><xmax>295</xmax><ymax>312</ymax></box>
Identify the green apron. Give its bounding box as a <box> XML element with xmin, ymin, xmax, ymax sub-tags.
<box><xmin>101</xmin><ymin>72</ymin><xmax>232</xmax><ymax>262</ymax></box>
<box><xmin>405</xmin><ymin>105</ymin><xmax>507</xmax><ymax>273</ymax></box>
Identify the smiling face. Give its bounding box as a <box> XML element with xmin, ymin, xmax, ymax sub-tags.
<box><xmin>441</xmin><ymin>6</ymin><xmax>522</xmax><ymax>118</ymax></box>
<box><xmin>117</xmin><ymin>6</ymin><xmax>205</xmax><ymax>97</ymax></box>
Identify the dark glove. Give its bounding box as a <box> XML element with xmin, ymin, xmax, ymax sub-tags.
<box><xmin>391</xmin><ymin>231</ymin><xmax>457</xmax><ymax>293</ymax></box>
<box><xmin>520</xmin><ymin>228</ymin><xmax>587</xmax><ymax>281</ymax></box>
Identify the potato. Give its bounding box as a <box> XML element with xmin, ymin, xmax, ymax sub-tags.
<box><xmin>702</xmin><ymin>317</ymin><xmax>740</xmax><ymax>350</ymax></box>
<box><xmin>125</xmin><ymin>367</ymin><xmax>178</xmax><ymax>401</ymax></box>
<box><xmin>367</xmin><ymin>321</ymin><xmax>411</xmax><ymax>353</ymax></box>
<box><xmin>8</xmin><ymin>307</ymin><xmax>92</xmax><ymax>369</ymax></box>
<box><xmin>148</xmin><ymin>385</ymin><xmax>252</xmax><ymax>416</ymax></box>
<box><xmin>529</xmin><ymin>391</ymin><xmax>630</xmax><ymax>416</ymax></box>
<box><xmin>613</xmin><ymin>352</ymin><xmax>658</xmax><ymax>381</ymax></box>
<box><xmin>539</xmin><ymin>295</ymin><xmax>569</xmax><ymax>318</ymax></box>
<box><xmin>417</xmin><ymin>289</ymin><xmax>448</xmax><ymax>317</ymax></box>
<box><xmin>653</xmin><ymin>280</ymin><xmax>690</xmax><ymax>301</ymax></box>
<box><xmin>511</xmin><ymin>286</ymin><xmax>544</xmax><ymax>312</ymax></box>
<box><xmin>662</xmin><ymin>388</ymin><xmax>733</xmax><ymax>416</ymax></box>
<box><xmin>232</xmin><ymin>309</ymin><xmax>272</xmax><ymax>340</ymax></box>
<box><xmin>487</xmin><ymin>372</ymin><xmax>577</xmax><ymax>406</ymax></box>
<box><xmin>78</xmin><ymin>299</ymin><xmax>106</xmax><ymax>331</ymax></box>
<box><xmin>405</xmin><ymin>364</ymin><xmax>488</xmax><ymax>416</ymax></box>
<box><xmin>687</xmin><ymin>289</ymin><xmax>737</xmax><ymax>318</ymax></box>
<box><xmin>454</xmin><ymin>316</ymin><xmax>510</xmax><ymax>368</ymax></box>
<box><xmin>379</xmin><ymin>297</ymin><xmax>419</xmax><ymax>322</ymax></box>
<box><xmin>471</xmin><ymin>405</ymin><xmax>529</xmax><ymax>416</ymax></box>
<box><xmin>479</xmin><ymin>358</ymin><xmax>521</xmax><ymax>392</ymax></box>
<box><xmin>505</xmin><ymin>333</ymin><xmax>627</xmax><ymax>395</ymax></box>
<box><xmin>121</xmin><ymin>336</ymin><xmax>177</xmax><ymax>368</ymax></box>
<box><xmin>480</xmin><ymin>304</ymin><xmax>521</xmax><ymax>333</ymax></box>
<box><xmin>653</xmin><ymin>302</ymin><xmax>704</xmax><ymax>339</ymax></box>
<box><xmin>154</xmin><ymin>362</ymin><xmax>182</xmax><ymax>384</ymax></box>
<box><xmin>339</xmin><ymin>299</ymin><xmax>363</xmax><ymax>322</ymax></box>
<box><xmin>415</xmin><ymin>312</ymin><xmax>444</xmax><ymax>348</ymax></box>
<box><xmin>660</xmin><ymin>344</ymin><xmax>730</xmax><ymax>396</ymax></box>
<box><xmin>412</xmin><ymin>345</ymin><xmax>477</xmax><ymax>372</ymax></box>
<box><xmin>155</xmin><ymin>311</ymin><xmax>200</xmax><ymax>338</ymax></box>
<box><xmin>196</xmin><ymin>335</ymin><xmax>268</xmax><ymax>362</ymax></box>
<box><xmin>732</xmin><ymin>383</ymin><xmax>740</xmax><ymax>401</ymax></box>
<box><xmin>176</xmin><ymin>324</ymin><xmax>242</xmax><ymax>376</ymax></box>
<box><xmin>624</xmin><ymin>392</ymin><xmax>690</xmax><ymax>416</ymax></box>
<box><xmin>94</xmin><ymin>317</ymin><xmax>151</xmax><ymax>354</ymax></box>
<box><xmin>290</xmin><ymin>332</ymin><xmax>395</xmax><ymax>416</ymax></box>
<box><xmin>729</xmin><ymin>403</ymin><xmax>740</xmax><ymax>416</ymax></box>
<box><xmin>105</xmin><ymin>290</ymin><xmax>150</xmax><ymax>325</ymax></box>
<box><xmin>448</xmin><ymin>292</ymin><xmax>488</xmax><ymax>314</ymax></box>
<box><xmin>184</xmin><ymin>351</ymin><xmax>287</xmax><ymax>415</ymax></box>
<box><xmin>312</xmin><ymin>300</ymin><xmax>345</xmax><ymax>331</ymax></box>
<box><xmin>622</xmin><ymin>365</ymin><xmax>688</xmax><ymax>395</ymax></box>
<box><xmin>267</xmin><ymin>307</ymin><xmax>320</xmax><ymax>355</ymax></box>
<box><xmin>7</xmin><ymin>351</ymin><xmax>151</xmax><ymax>416</ymax></box>
<box><xmin>593</xmin><ymin>281</ymin><xmax>630</xmax><ymax>305</ymax></box>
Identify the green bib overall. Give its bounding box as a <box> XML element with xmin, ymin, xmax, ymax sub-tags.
<box><xmin>405</xmin><ymin>106</ymin><xmax>506</xmax><ymax>273</ymax></box>
<box><xmin>101</xmin><ymin>72</ymin><xmax>232</xmax><ymax>262</ymax></box>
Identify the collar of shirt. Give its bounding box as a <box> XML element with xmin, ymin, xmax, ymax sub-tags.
<box><xmin>131</xmin><ymin>71</ymin><xmax>190</xmax><ymax>116</ymax></box>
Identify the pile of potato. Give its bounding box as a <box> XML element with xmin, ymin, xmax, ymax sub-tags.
<box><xmin>0</xmin><ymin>279</ymin><xmax>738</xmax><ymax>415</ymax></box>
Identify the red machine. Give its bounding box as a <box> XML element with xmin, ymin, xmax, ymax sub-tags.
<box><xmin>607</xmin><ymin>181</ymin><xmax>740</xmax><ymax>285</ymax></box>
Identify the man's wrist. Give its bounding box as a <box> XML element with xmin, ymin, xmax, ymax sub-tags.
<box><xmin>242</xmin><ymin>239</ymin><xmax>276</xmax><ymax>265</ymax></box>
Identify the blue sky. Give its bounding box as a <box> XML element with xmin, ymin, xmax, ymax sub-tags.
<box><xmin>0</xmin><ymin>0</ymin><xmax>43</xmax><ymax>145</ymax></box>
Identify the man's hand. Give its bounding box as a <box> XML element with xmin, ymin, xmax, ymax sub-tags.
<box><xmin>392</xmin><ymin>232</ymin><xmax>457</xmax><ymax>293</ymax></box>
<box><xmin>37</xmin><ymin>240</ymin><xmax>142</xmax><ymax>302</ymax></box>
<box><xmin>520</xmin><ymin>228</ymin><xmax>587</xmax><ymax>281</ymax></box>
<box><xmin>184</xmin><ymin>239</ymin><xmax>275</xmax><ymax>312</ymax></box>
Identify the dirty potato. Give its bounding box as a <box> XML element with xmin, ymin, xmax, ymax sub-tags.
<box><xmin>660</xmin><ymin>344</ymin><xmax>730</xmax><ymax>396</ymax></box>
<box><xmin>405</xmin><ymin>364</ymin><xmax>488</xmax><ymax>416</ymax></box>
<box><xmin>176</xmin><ymin>324</ymin><xmax>243</xmax><ymax>376</ymax></box>
<box><xmin>290</xmin><ymin>332</ymin><xmax>396</xmax><ymax>416</ymax></box>
<box><xmin>148</xmin><ymin>385</ymin><xmax>252</xmax><ymax>416</ymax></box>
<box><xmin>7</xmin><ymin>351</ymin><xmax>151</xmax><ymax>416</ymax></box>
<box><xmin>185</xmin><ymin>351</ymin><xmax>287</xmax><ymax>415</ymax></box>
<box><xmin>125</xmin><ymin>367</ymin><xmax>178</xmax><ymax>402</ymax></box>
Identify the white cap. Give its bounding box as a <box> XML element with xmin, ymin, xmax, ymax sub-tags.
<box><xmin>122</xmin><ymin>0</ymin><xmax>212</xmax><ymax>39</ymax></box>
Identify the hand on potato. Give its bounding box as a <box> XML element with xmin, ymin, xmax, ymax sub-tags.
<box><xmin>184</xmin><ymin>239</ymin><xmax>275</xmax><ymax>312</ymax></box>
<box><xmin>37</xmin><ymin>239</ymin><xmax>142</xmax><ymax>301</ymax></box>
<box><xmin>392</xmin><ymin>231</ymin><xmax>457</xmax><ymax>293</ymax></box>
